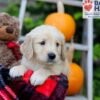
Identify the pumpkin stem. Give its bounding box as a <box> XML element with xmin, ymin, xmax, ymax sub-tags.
<box><xmin>67</xmin><ymin>43</ymin><xmax>74</xmax><ymax>64</ymax></box>
<box><xmin>57</xmin><ymin>0</ymin><xmax>65</xmax><ymax>13</ymax></box>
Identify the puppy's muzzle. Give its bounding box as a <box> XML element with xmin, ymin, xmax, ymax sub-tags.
<box><xmin>48</xmin><ymin>52</ymin><xmax>56</xmax><ymax>61</ymax></box>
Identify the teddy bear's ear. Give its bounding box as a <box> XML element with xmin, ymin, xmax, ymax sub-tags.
<box><xmin>20</xmin><ymin>34</ymin><xmax>33</xmax><ymax>60</ymax></box>
<box><xmin>0</xmin><ymin>13</ymin><xmax>9</xmax><ymax>26</ymax></box>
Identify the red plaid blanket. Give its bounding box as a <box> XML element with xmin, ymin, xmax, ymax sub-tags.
<box><xmin>0</xmin><ymin>68</ymin><xmax>68</xmax><ymax>100</ymax></box>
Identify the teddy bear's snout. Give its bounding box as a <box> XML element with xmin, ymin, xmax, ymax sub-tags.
<box><xmin>6</xmin><ymin>26</ymin><xmax>14</xmax><ymax>34</ymax></box>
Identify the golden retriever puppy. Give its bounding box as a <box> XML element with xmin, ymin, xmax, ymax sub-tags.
<box><xmin>9</xmin><ymin>25</ymin><xmax>69</xmax><ymax>86</ymax></box>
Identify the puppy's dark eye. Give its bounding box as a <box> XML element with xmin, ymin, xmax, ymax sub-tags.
<box><xmin>56</xmin><ymin>42</ymin><xmax>59</xmax><ymax>47</ymax></box>
<box><xmin>40</xmin><ymin>41</ymin><xmax>45</xmax><ymax>45</ymax></box>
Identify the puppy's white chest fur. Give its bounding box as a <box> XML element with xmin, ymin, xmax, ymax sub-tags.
<box><xmin>21</xmin><ymin>57</ymin><xmax>43</xmax><ymax>71</ymax></box>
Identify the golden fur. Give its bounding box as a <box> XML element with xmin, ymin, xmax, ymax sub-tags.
<box><xmin>9</xmin><ymin>25</ymin><xmax>69</xmax><ymax>86</ymax></box>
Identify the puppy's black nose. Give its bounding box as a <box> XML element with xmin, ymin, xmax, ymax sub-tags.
<box><xmin>48</xmin><ymin>52</ymin><xmax>56</xmax><ymax>60</ymax></box>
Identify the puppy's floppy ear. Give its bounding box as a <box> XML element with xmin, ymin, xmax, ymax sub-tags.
<box><xmin>61</xmin><ymin>40</ymin><xmax>66</xmax><ymax>61</ymax></box>
<box><xmin>20</xmin><ymin>34</ymin><xmax>33</xmax><ymax>60</ymax></box>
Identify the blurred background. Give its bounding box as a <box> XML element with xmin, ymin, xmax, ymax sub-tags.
<box><xmin>0</xmin><ymin>0</ymin><xmax>100</xmax><ymax>100</ymax></box>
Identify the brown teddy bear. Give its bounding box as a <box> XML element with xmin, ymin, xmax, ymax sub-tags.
<box><xmin>0</xmin><ymin>12</ymin><xmax>21</xmax><ymax>68</ymax></box>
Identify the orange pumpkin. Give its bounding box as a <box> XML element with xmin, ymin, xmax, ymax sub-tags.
<box><xmin>44</xmin><ymin>13</ymin><xmax>76</xmax><ymax>41</ymax></box>
<box><xmin>67</xmin><ymin>63</ymin><xmax>84</xmax><ymax>95</ymax></box>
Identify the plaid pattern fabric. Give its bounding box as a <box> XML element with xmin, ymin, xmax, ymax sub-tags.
<box><xmin>0</xmin><ymin>68</ymin><xmax>18</xmax><ymax>100</ymax></box>
<box><xmin>0</xmin><ymin>68</ymin><xmax>68</xmax><ymax>100</ymax></box>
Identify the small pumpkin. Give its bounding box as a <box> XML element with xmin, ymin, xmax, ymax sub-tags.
<box><xmin>44</xmin><ymin>1</ymin><xmax>76</xmax><ymax>41</ymax></box>
<box><xmin>67</xmin><ymin>63</ymin><xmax>84</xmax><ymax>95</ymax></box>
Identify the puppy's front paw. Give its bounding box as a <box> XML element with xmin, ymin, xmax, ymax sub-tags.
<box><xmin>9</xmin><ymin>66</ymin><xmax>27</xmax><ymax>78</ymax></box>
<box><xmin>30</xmin><ymin>72</ymin><xmax>47</xmax><ymax>86</ymax></box>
